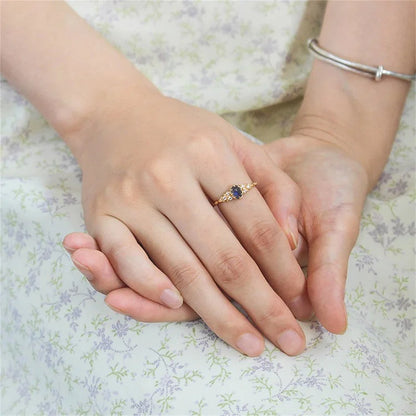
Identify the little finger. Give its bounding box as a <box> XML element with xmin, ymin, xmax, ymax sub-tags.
<box><xmin>90</xmin><ymin>215</ymin><xmax>184</xmax><ymax>309</ymax></box>
<box><xmin>63</xmin><ymin>232</ymin><xmax>99</xmax><ymax>253</ymax></box>
<box><xmin>71</xmin><ymin>248</ymin><xmax>126</xmax><ymax>294</ymax></box>
<box><xmin>105</xmin><ymin>287</ymin><xmax>199</xmax><ymax>322</ymax></box>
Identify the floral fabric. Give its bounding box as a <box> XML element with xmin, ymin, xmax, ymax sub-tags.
<box><xmin>1</xmin><ymin>1</ymin><xmax>415</xmax><ymax>415</ymax></box>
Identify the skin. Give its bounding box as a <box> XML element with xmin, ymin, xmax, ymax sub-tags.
<box><xmin>2</xmin><ymin>0</ymin><xmax>414</xmax><ymax>356</ymax></box>
<box><xmin>63</xmin><ymin>133</ymin><xmax>369</xmax><ymax>334</ymax></box>
<box><xmin>66</xmin><ymin>93</ymin><xmax>314</xmax><ymax>356</ymax></box>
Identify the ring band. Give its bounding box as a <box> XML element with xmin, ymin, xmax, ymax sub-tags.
<box><xmin>213</xmin><ymin>182</ymin><xmax>257</xmax><ymax>206</ymax></box>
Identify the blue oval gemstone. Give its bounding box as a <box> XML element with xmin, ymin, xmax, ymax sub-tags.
<box><xmin>231</xmin><ymin>185</ymin><xmax>243</xmax><ymax>199</ymax></box>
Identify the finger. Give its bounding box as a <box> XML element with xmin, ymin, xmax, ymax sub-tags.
<box><xmin>149</xmin><ymin>178</ymin><xmax>306</xmax><ymax>355</ymax></box>
<box><xmin>71</xmin><ymin>248</ymin><xmax>125</xmax><ymax>294</ymax></box>
<box><xmin>123</xmin><ymin>211</ymin><xmax>267</xmax><ymax>357</ymax></box>
<box><xmin>193</xmin><ymin>142</ymin><xmax>312</xmax><ymax>321</ymax></box>
<box><xmin>105</xmin><ymin>287</ymin><xmax>198</xmax><ymax>322</ymax></box>
<box><xmin>90</xmin><ymin>215</ymin><xmax>184</xmax><ymax>310</ymax></box>
<box><xmin>221</xmin><ymin>140</ymin><xmax>310</xmax><ymax>270</ymax></box>
<box><xmin>234</xmin><ymin>138</ymin><xmax>302</xmax><ymax>251</ymax></box>
<box><xmin>218</xmin><ymin>190</ymin><xmax>312</xmax><ymax>321</ymax></box>
<box><xmin>293</xmin><ymin>232</ymin><xmax>309</xmax><ymax>268</ymax></box>
<box><xmin>63</xmin><ymin>232</ymin><xmax>99</xmax><ymax>254</ymax></box>
<box><xmin>306</xmin><ymin>206</ymin><xmax>360</xmax><ymax>334</ymax></box>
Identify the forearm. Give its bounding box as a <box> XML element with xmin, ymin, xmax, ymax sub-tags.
<box><xmin>1</xmin><ymin>0</ymin><xmax>160</xmax><ymax>156</ymax></box>
<box><xmin>292</xmin><ymin>0</ymin><xmax>415</xmax><ymax>190</ymax></box>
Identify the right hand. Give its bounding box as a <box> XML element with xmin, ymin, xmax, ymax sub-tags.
<box><xmin>64</xmin><ymin>90</ymin><xmax>312</xmax><ymax>357</ymax></box>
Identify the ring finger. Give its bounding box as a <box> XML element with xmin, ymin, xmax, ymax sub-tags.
<box><xmin>194</xmin><ymin>145</ymin><xmax>311</xmax><ymax>319</ymax></box>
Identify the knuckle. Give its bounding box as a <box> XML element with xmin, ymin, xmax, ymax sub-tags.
<box><xmin>87</xmin><ymin>176</ymin><xmax>142</xmax><ymax>214</ymax></box>
<box><xmin>186</xmin><ymin>131</ymin><xmax>228</xmax><ymax>164</ymax></box>
<box><xmin>141</xmin><ymin>157</ymin><xmax>177</xmax><ymax>194</ymax></box>
<box><xmin>248</xmin><ymin>220</ymin><xmax>280</xmax><ymax>252</ymax></box>
<box><xmin>91</xmin><ymin>282</ymin><xmax>112</xmax><ymax>296</ymax></box>
<box><xmin>168</xmin><ymin>263</ymin><xmax>200</xmax><ymax>291</ymax></box>
<box><xmin>256</xmin><ymin>302</ymin><xmax>285</xmax><ymax>326</ymax></box>
<box><xmin>105</xmin><ymin>244</ymin><xmax>132</xmax><ymax>268</ymax></box>
<box><xmin>215</xmin><ymin>251</ymin><xmax>249</xmax><ymax>285</ymax></box>
<box><xmin>116</xmin><ymin>176</ymin><xmax>142</xmax><ymax>205</ymax></box>
<box><xmin>209</xmin><ymin>310</ymin><xmax>244</xmax><ymax>336</ymax></box>
<box><xmin>263</xmin><ymin>175</ymin><xmax>301</xmax><ymax>207</ymax></box>
<box><xmin>140</xmin><ymin>157</ymin><xmax>189</xmax><ymax>205</ymax></box>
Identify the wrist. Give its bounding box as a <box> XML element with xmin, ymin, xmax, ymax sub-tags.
<box><xmin>1</xmin><ymin>0</ymin><xmax>162</xmax><ymax>161</ymax></box>
<box><xmin>58</xmin><ymin>75</ymin><xmax>162</xmax><ymax>163</ymax></box>
<box><xmin>291</xmin><ymin>110</ymin><xmax>377</xmax><ymax>191</ymax></box>
<box><xmin>292</xmin><ymin>59</ymin><xmax>410</xmax><ymax>191</ymax></box>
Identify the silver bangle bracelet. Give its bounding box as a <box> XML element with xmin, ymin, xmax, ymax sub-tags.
<box><xmin>307</xmin><ymin>38</ymin><xmax>416</xmax><ymax>82</ymax></box>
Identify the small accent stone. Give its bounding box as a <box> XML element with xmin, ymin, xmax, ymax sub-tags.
<box><xmin>231</xmin><ymin>185</ymin><xmax>243</xmax><ymax>199</ymax></box>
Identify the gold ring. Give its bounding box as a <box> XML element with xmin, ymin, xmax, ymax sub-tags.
<box><xmin>213</xmin><ymin>182</ymin><xmax>257</xmax><ymax>206</ymax></box>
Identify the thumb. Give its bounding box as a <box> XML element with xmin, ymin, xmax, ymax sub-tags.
<box><xmin>306</xmin><ymin>204</ymin><xmax>361</xmax><ymax>334</ymax></box>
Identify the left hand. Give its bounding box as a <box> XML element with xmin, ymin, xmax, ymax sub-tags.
<box><xmin>64</xmin><ymin>134</ymin><xmax>369</xmax><ymax>334</ymax></box>
<box><xmin>264</xmin><ymin>135</ymin><xmax>369</xmax><ymax>333</ymax></box>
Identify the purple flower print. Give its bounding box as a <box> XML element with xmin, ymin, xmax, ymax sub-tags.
<box><xmin>112</xmin><ymin>320</ymin><xmax>129</xmax><ymax>337</ymax></box>
<box><xmin>392</xmin><ymin>217</ymin><xmax>406</xmax><ymax>236</ymax></box>
<box><xmin>62</xmin><ymin>192</ymin><xmax>77</xmax><ymax>206</ymax></box>
<box><xmin>97</xmin><ymin>333</ymin><xmax>113</xmax><ymax>351</ymax></box>
<box><xmin>388</xmin><ymin>178</ymin><xmax>408</xmax><ymax>196</ymax></box>
<box><xmin>369</xmin><ymin>222</ymin><xmax>388</xmax><ymax>244</ymax></box>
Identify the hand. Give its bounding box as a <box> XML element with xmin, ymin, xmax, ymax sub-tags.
<box><xmin>265</xmin><ymin>134</ymin><xmax>369</xmax><ymax>333</ymax></box>
<box><xmin>65</xmin><ymin>132</ymin><xmax>368</xmax><ymax>336</ymax></box>
<box><xmin>64</xmin><ymin>91</ymin><xmax>313</xmax><ymax>356</ymax></box>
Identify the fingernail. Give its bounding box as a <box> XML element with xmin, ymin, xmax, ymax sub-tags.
<box><xmin>105</xmin><ymin>299</ymin><xmax>124</xmax><ymax>314</ymax></box>
<box><xmin>62</xmin><ymin>243</ymin><xmax>75</xmax><ymax>254</ymax></box>
<box><xmin>277</xmin><ymin>329</ymin><xmax>305</xmax><ymax>356</ymax></box>
<box><xmin>236</xmin><ymin>333</ymin><xmax>264</xmax><ymax>356</ymax></box>
<box><xmin>287</xmin><ymin>294</ymin><xmax>314</xmax><ymax>321</ymax></box>
<box><xmin>160</xmin><ymin>288</ymin><xmax>183</xmax><ymax>309</ymax></box>
<box><xmin>287</xmin><ymin>215</ymin><xmax>298</xmax><ymax>250</ymax></box>
<box><xmin>341</xmin><ymin>304</ymin><xmax>348</xmax><ymax>334</ymax></box>
<box><xmin>72</xmin><ymin>259</ymin><xmax>94</xmax><ymax>281</ymax></box>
